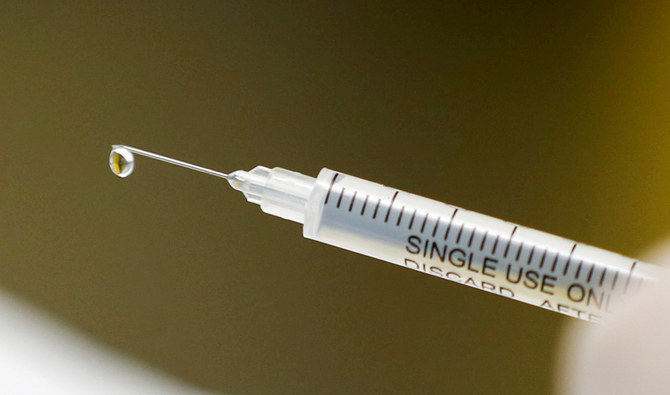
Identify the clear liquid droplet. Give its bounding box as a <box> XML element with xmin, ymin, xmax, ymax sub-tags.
<box><xmin>109</xmin><ymin>147</ymin><xmax>135</xmax><ymax>178</ymax></box>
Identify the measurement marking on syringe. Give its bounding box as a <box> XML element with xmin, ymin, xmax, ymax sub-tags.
<box><xmin>443</xmin><ymin>209</ymin><xmax>458</xmax><ymax>240</ymax></box>
<box><xmin>409</xmin><ymin>209</ymin><xmax>417</xmax><ymax>229</ymax></box>
<box><xmin>336</xmin><ymin>188</ymin><xmax>345</xmax><ymax>208</ymax></box>
<box><xmin>515</xmin><ymin>241</ymin><xmax>524</xmax><ymax>261</ymax></box>
<box><xmin>468</xmin><ymin>227</ymin><xmax>476</xmax><ymax>248</ymax></box>
<box><xmin>551</xmin><ymin>253</ymin><xmax>560</xmax><ymax>272</ymax></box>
<box><xmin>432</xmin><ymin>217</ymin><xmax>441</xmax><ymax>237</ymax></box>
<box><xmin>324</xmin><ymin>173</ymin><xmax>340</xmax><ymax>205</ymax></box>
<box><xmin>503</xmin><ymin>226</ymin><xmax>518</xmax><ymax>258</ymax></box>
<box><xmin>384</xmin><ymin>191</ymin><xmax>399</xmax><ymax>223</ymax></box>
<box><xmin>539</xmin><ymin>249</ymin><xmax>547</xmax><ymax>268</ymax></box>
<box><xmin>348</xmin><ymin>191</ymin><xmax>357</xmax><ymax>211</ymax></box>
<box><xmin>372</xmin><ymin>198</ymin><xmax>381</xmax><ymax>219</ymax></box>
<box><xmin>420</xmin><ymin>213</ymin><xmax>428</xmax><ymax>233</ymax></box>
<box><xmin>624</xmin><ymin>261</ymin><xmax>638</xmax><ymax>292</ymax></box>
<box><xmin>479</xmin><ymin>231</ymin><xmax>488</xmax><ymax>251</ymax></box>
<box><xmin>575</xmin><ymin>260</ymin><xmax>583</xmax><ymax>278</ymax></box>
<box><xmin>396</xmin><ymin>206</ymin><xmax>405</xmax><ymax>226</ymax></box>
<box><xmin>599</xmin><ymin>267</ymin><xmax>608</xmax><ymax>286</ymax></box>
<box><xmin>456</xmin><ymin>223</ymin><xmax>464</xmax><ymax>243</ymax></box>
<box><xmin>587</xmin><ymin>263</ymin><xmax>595</xmax><ymax>283</ymax></box>
<box><xmin>361</xmin><ymin>195</ymin><xmax>369</xmax><ymax>215</ymax></box>
<box><xmin>527</xmin><ymin>245</ymin><xmax>535</xmax><ymax>265</ymax></box>
<box><xmin>611</xmin><ymin>271</ymin><xmax>619</xmax><ymax>289</ymax></box>
<box><xmin>492</xmin><ymin>235</ymin><xmax>500</xmax><ymax>254</ymax></box>
<box><xmin>563</xmin><ymin>244</ymin><xmax>577</xmax><ymax>276</ymax></box>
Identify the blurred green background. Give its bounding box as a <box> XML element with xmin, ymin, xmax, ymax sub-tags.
<box><xmin>2</xmin><ymin>2</ymin><xmax>670</xmax><ymax>393</ymax></box>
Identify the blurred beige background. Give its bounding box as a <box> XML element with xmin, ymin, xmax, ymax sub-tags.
<box><xmin>2</xmin><ymin>2</ymin><xmax>670</xmax><ymax>393</ymax></box>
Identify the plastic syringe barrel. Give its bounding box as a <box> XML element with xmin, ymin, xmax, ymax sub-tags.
<box><xmin>230</xmin><ymin>166</ymin><xmax>660</xmax><ymax>321</ymax></box>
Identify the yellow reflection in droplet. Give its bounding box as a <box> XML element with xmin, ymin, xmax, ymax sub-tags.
<box><xmin>109</xmin><ymin>148</ymin><xmax>135</xmax><ymax>178</ymax></box>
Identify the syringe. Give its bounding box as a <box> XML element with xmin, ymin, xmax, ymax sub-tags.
<box><xmin>109</xmin><ymin>145</ymin><xmax>664</xmax><ymax>322</ymax></box>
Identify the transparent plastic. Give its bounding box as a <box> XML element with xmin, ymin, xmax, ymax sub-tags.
<box><xmin>228</xmin><ymin>166</ymin><xmax>316</xmax><ymax>224</ymax></box>
<box><xmin>301</xmin><ymin>169</ymin><xmax>661</xmax><ymax>322</ymax></box>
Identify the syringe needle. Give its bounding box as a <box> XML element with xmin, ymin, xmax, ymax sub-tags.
<box><xmin>109</xmin><ymin>145</ymin><xmax>231</xmax><ymax>180</ymax></box>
